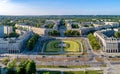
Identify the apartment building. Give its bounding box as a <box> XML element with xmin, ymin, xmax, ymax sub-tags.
<box><xmin>0</xmin><ymin>30</ymin><xmax>32</xmax><ymax>54</ymax></box>
<box><xmin>4</xmin><ymin>26</ymin><xmax>13</xmax><ymax>35</ymax></box>
<box><xmin>15</xmin><ymin>24</ymin><xmax>46</xmax><ymax>35</ymax></box>
<box><xmin>94</xmin><ymin>29</ymin><xmax>120</xmax><ymax>53</ymax></box>
<box><xmin>80</xmin><ymin>27</ymin><xmax>95</xmax><ymax>35</ymax></box>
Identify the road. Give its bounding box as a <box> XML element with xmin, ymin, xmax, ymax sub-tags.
<box><xmin>1</xmin><ymin>36</ymin><xmax>120</xmax><ymax>74</ymax></box>
<box><xmin>84</xmin><ymin>38</ymin><xmax>95</xmax><ymax>61</ymax></box>
<box><xmin>59</xmin><ymin>25</ymin><xmax>66</xmax><ymax>37</ymax></box>
<box><xmin>1</xmin><ymin>53</ymin><xmax>120</xmax><ymax>74</ymax></box>
<box><xmin>36</xmin><ymin>67</ymin><xmax>103</xmax><ymax>71</ymax></box>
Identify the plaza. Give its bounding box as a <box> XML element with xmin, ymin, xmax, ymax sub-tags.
<box><xmin>42</xmin><ymin>39</ymin><xmax>82</xmax><ymax>54</ymax></box>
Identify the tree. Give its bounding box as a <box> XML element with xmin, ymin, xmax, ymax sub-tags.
<box><xmin>45</xmin><ymin>24</ymin><xmax>54</xmax><ymax>28</ymax></box>
<box><xmin>47</xmin><ymin>30</ymin><xmax>60</xmax><ymax>36</ymax></box>
<box><xmin>7</xmin><ymin>60</ymin><xmax>17</xmax><ymax>74</ymax></box>
<box><xmin>59</xmin><ymin>19</ymin><xmax>65</xmax><ymax>26</ymax></box>
<box><xmin>6</xmin><ymin>59</ymin><xmax>36</xmax><ymax>74</ymax></box>
<box><xmin>26</xmin><ymin>60</ymin><xmax>36</xmax><ymax>74</ymax></box>
<box><xmin>114</xmin><ymin>32</ymin><xmax>120</xmax><ymax>38</ymax></box>
<box><xmin>71</xmin><ymin>24</ymin><xmax>79</xmax><ymax>28</ymax></box>
<box><xmin>17</xmin><ymin>60</ymin><xmax>29</xmax><ymax>74</ymax></box>
<box><xmin>64</xmin><ymin>30</ymin><xmax>80</xmax><ymax>37</ymax></box>
<box><xmin>87</xmin><ymin>33</ymin><xmax>100</xmax><ymax>50</ymax></box>
<box><xmin>35</xmin><ymin>24</ymin><xmax>41</xmax><ymax>28</ymax></box>
<box><xmin>16</xmin><ymin>67</ymin><xmax>24</xmax><ymax>74</ymax></box>
<box><xmin>2</xmin><ymin>58</ymin><xmax>10</xmax><ymax>65</ymax></box>
<box><xmin>7</xmin><ymin>60</ymin><xmax>16</xmax><ymax>69</ymax></box>
<box><xmin>26</xmin><ymin>34</ymin><xmax>39</xmax><ymax>50</ymax></box>
<box><xmin>13</xmin><ymin>26</ymin><xmax>17</xmax><ymax>32</ymax></box>
<box><xmin>9</xmin><ymin>32</ymin><xmax>19</xmax><ymax>37</ymax></box>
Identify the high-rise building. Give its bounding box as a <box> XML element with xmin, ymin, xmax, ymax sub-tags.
<box><xmin>4</xmin><ymin>26</ymin><xmax>13</xmax><ymax>35</ymax></box>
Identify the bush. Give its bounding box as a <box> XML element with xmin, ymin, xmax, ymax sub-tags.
<box><xmin>114</xmin><ymin>31</ymin><xmax>120</xmax><ymax>38</ymax></box>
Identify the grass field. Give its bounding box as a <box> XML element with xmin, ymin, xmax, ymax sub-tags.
<box><xmin>44</xmin><ymin>39</ymin><xmax>81</xmax><ymax>52</ymax></box>
<box><xmin>44</xmin><ymin>40</ymin><xmax>61</xmax><ymax>52</ymax></box>
<box><xmin>63</xmin><ymin>40</ymin><xmax>80</xmax><ymax>52</ymax></box>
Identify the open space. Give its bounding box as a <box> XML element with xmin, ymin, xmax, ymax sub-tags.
<box><xmin>43</xmin><ymin>39</ymin><xmax>82</xmax><ymax>53</ymax></box>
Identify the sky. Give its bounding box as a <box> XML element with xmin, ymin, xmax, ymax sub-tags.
<box><xmin>0</xmin><ymin>0</ymin><xmax>120</xmax><ymax>15</ymax></box>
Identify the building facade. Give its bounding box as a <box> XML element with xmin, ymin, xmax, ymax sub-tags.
<box><xmin>15</xmin><ymin>24</ymin><xmax>46</xmax><ymax>35</ymax></box>
<box><xmin>0</xmin><ymin>30</ymin><xmax>32</xmax><ymax>54</ymax></box>
<box><xmin>4</xmin><ymin>26</ymin><xmax>13</xmax><ymax>35</ymax></box>
<box><xmin>94</xmin><ymin>30</ymin><xmax>120</xmax><ymax>53</ymax></box>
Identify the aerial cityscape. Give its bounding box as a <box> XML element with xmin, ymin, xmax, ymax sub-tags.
<box><xmin>0</xmin><ymin>0</ymin><xmax>120</xmax><ymax>74</ymax></box>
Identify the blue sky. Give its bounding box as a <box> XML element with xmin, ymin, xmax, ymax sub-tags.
<box><xmin>0</xmin><ymin>0</ymin><xmax>120</xmax><ymax>15</ymax></box>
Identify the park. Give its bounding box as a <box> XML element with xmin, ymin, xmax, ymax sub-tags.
<box><xmin>42</xmin><ymin>39</ymin><xmax>83</xmax><ymax>54</ymax></box>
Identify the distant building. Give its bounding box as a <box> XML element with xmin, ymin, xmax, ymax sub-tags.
<box><xmin>4</xmin><ymin>26</ymin><xmax>13</xmax><ymax>35</ymax></box>
<box><xmin>15</xmin><ymin>24</ymin><xmax>46</xmax><ymax>35</ymax></box>
<box><xmin>104</xmin><ymin>22</ymin><xmax>119</xmax><ymax>28</ymax></box>
<box><xmin>66</xmin><ymin>22</ymin><xmax>72</xmax><ymax>30</ymax></box>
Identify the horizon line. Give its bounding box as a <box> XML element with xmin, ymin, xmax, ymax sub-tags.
<box><xmin>1</xmin><ymin>14</ymin><xmax>120</xmax><ymax>16</ymax></box>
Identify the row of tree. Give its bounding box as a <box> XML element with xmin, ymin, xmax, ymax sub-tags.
<box><xmin>47</xmin><ymin>30</ymin><xmax>60</xmax><ymax>36</ymax></box>
<box><xmin>87</xmin><ymin>33</ymin><xmax>100</xmax><ymax>50</ymax></box>
<box><xmin>6</xmin><ymin>59</ymin><xmax>36</xmax><ymax>74</ymax></box>
<box><xmin>64</xmin><ymin>30</ymin><xmax>80</xmax><ymax>37</ymax></box>
<box><xmin>26</xmin><ymin>34</ymin><xmax>39</xmax><ymax>50</ymax></box>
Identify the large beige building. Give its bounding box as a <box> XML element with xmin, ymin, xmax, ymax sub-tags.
<box><xmin>0</xmin><ymin>30</ymin><xmax>32</xmax><ymax>54</ymax></box>
<box><xmin>15</xmin><ymin>24</ymin><xmax>46</xmax><ymax>35</ymax></box>
<box><xmin>94</xmin><ymin>29</ymin><xmax>120</xmax><ymax>53</ymax></box>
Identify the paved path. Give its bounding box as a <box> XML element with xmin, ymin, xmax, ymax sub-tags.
<box><xmin>36</xmin><ymin>67</ymin><xmax>104</xmax><ymax>71</ymax></box>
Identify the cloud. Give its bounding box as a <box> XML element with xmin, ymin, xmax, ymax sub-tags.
<box><xmin>0</xmin><ymin>0</ymin><xmax>45</xmax><ymax>15</ymax></box>
<box><xmin>0</xmin><ymin>0</ymin><xmax>10</xmax><ymax>3</ymax></box>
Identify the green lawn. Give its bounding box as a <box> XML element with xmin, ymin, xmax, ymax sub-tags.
<box><xmin>44</xmin><ymin>40</ymin><xmax>61</xmax><ymax>52</ymax></box>
<box><xmin>44</xmin><ymin>39</ymin><xmax>81</xmax><ymax>52</ymax></box>
<box><xmin>63</xmin><ymin>40</ymin><xmax>80</xmax><ymax>52</ymax></box>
